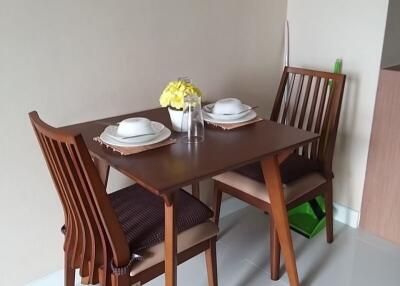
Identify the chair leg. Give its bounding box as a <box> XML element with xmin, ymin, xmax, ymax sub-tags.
<box><xmin>212</xmin><ymin>183</ymin><xmax>223</xmax><ymax>226</ymax></box>
<box><xmin>192</xmin><ymin>182</ymin><xmax>200</xmax><ymax>199</ymax></box>
<box><xmin>80</xmin><ymin>260</ymin><xmax>97</xmax><ymax>285</ymax></box>
<box><xmin>64</xmin><ymin>254</ymin><xmax>75</xmax><ymax>286</ymax></box>
<box><xmin>111</xmin><ymin>273</ymin><xmax>130</xmax><ymax>286</ymax></box>
<box><xmin>270</xmin><ymin>217</ymin><xmax>281</xmax><ymax>281</ymax></box>
<box><xmin>324</xmin><ymin>182</ymin><xmax>334</xmax><ymax>243</ymax></box>
<box><xmin>205</xmin><ymin>237</ymin><xmax>218</xmax><ymax>286</ymax></box>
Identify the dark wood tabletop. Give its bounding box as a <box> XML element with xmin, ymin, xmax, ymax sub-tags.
<box><xmin>62</xmin><ymin>107</ymin><xmax>319</xmax><ymax>195</ymax></box>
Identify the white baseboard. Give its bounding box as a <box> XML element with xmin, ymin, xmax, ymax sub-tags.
<box><xmin>220</xmin><ymin>197</ymin><xmax>360</xmax><ymax>228</ymax></box>
<box><xmin>333</xmin><ymin>202</ymin><xmax>360</xmax><ymax>228</ymax></box>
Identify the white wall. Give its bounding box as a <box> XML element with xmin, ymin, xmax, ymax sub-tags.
<box><xmin>287</xmin><ymin>0</ymin><xmax>389</xmax><ymax>212</ymax></box>
<box><xmin>381</xmin><ymin>0</ymin><xmax>400</xmax><ymax>68</ymax></box>
<box><xmin>0</xmin><ymin>0</ymin><xmax>287</xmax><ymax>284</ymax></box>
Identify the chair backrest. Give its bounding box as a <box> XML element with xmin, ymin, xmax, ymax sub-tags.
<box><xmin>29</xmin><ymin>111</ymin><xmax>130</xmax><ymax>283</ymax></box>
<box><xmin>271</xmin><ymin>67</ymin><xmax>346</xmax><ymax>176</ymax></box>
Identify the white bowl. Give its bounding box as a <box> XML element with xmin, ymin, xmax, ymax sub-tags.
<box><xmin>203</xmin><ymin>103</ymin><xmax>252</xmax><ymax>120</ymax></box>
<box><xmin>212</xmin><ymin>98</ymin><xmax>246</xmax><ymax>115</ymax></box>
<box><xmin>117</xmin><ymin>117</ymin><xmax>155</xmax><ymax>137</ymax></box>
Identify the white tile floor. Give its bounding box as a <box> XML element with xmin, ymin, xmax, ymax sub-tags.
<box><xmin>28</xmin><ymin>206</ymin><xmax>400</xmax><ymax>286</ymax></box>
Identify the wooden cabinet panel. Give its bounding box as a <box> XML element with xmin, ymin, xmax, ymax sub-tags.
<box><xmin>360</xmin><ymin>67</ymin><xmax>400</xmax><ymax>245</ymax></box>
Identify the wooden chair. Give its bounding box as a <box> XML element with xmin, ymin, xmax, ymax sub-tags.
<box><xmin>29</xmin><ymin>111</ymin><xmax>219</xmax><ymax>286</ymax></box>
<box><xmin>212</xmin><ymin>67</ymin><xmax>346</xmax><ymax>280</ymax></box>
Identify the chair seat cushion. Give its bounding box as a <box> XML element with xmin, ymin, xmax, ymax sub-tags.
<box><xmin>108</xmin><ymin>185</ymin><xmax>213</xmax><ymax>253</ymax></box>
<box><xmin>213</xmin><ymin>171</ymin><xmax>327</xmax><ymax>204</ymax></box>
<box><xmin>234</xmin><ymin>153</ymin><xmax>321</xmax><ymax>184</ymax></box>
<box><xmin>130</xmin><ymin>221</ymin><xmax>218</xmax><ymax>276</ymax></box>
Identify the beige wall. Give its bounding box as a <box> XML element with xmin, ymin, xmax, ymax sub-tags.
<box><xmin>381</xmin><ymin>0</ymin><xmax>400</xmax><ymax>67</ymax></box>
<box><xmin>287</xmin><ymin>0</ymin><xmax>389</xmax><ymax>212</ymax></box>
<box><xmin>0</xmin><ymin>0</ymin><xmax>287</xmax><ymax>284</ymax></box>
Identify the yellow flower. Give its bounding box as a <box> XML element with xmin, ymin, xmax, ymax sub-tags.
<box><xmin>159</xmin><ymin>91</ymin><xmax>172</xmax><ymax>107</ymax></box>
<box><xmin>159</xmin><ymin>78</ymin><xmax>202</xmax><ymax>109</ymax></box>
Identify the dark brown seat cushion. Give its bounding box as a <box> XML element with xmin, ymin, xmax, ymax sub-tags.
<box><xmin>234</xmin><ymin>153</ymin><xmax>321</xmax><ymax>184</ymax></box>
<box><xmin>109</xmin><ymin>185</ymin><xmax>213</xmax><ymax>254</ymax></box>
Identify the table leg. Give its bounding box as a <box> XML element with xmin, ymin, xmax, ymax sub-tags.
<box><xmin>93</xmin><ymin>157</ymin><xmax>110</xmax><ymax>187</ymax></box>
<box><xmin>261</xmin><ymin>155</ymin><xmax>300</xmax><ymax>286</ymax></box>
<box><xmin>192</xmin><ymin>182</ymin><xmax>200</xmax><ymax>199</ymax></box>
<box><xmin>164</xmin><ymin>193</ymin><xmax>177</xmax><ymax>286</ymax></box>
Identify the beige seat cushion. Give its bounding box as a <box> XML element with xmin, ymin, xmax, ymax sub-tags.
<box><xmin>130</xmin><ymin>221</ymin><xmax>218</xmax><ymax>276</ymax></box>
<box><xmin>213</xmin><ymin>171</ymin><xmax>327</xmax><ymax>204</ymax></box>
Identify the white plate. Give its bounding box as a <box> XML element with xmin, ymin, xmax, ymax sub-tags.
<box><xmin>104</xmin><ymin>121</ymin><xmax>164</xmax><ymax>144</ymax></box>
<box><xmin>203</xmin><ymin>103</ymin><xmax>252</xmax><ymax>121</ymax></box>
<box><xmin>100</xmin><ymin>124</ymin><xmax>171</xmax><ymax>147</ymax></box>
<box><xmin>203</xmin><ymin>110</ymin><xmax>257</xmax><ymax>124</ymax></box>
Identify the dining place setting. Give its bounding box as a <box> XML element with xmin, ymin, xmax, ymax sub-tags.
<box><xmin>94</xmin><ymin>78</ymin><xmax>264</xmax><ymax>155</ymax></box>
<box><xmin>95</xmin><ymin>117</ymin><xmax>175</xmax><ymax>155</ymax></box>
<box><xmin>202</xmin><ymin>98</ymin><xmax>262</xmax><ymax>130</ymax></box>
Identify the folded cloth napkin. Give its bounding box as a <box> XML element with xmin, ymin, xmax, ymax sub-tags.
<box><xmin>93</xmin><ymin>137</ymin><xmax>176</xmax><ymax>156</ymax></box>
<box><xmin>205</xmin><ymin>116</ymin><xmax>264</xmax><ymax>130</ymax></box>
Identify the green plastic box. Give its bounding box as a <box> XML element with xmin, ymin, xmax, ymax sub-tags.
<box><xmin>288</xmin><ymin>196</ymin><xmax>326</xmax><ymax>239</ymax></box>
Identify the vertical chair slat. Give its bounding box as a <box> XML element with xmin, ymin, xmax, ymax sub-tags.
<box><xmin>69</xmin><ymin>143</ymin><xmax>108</xmax><ymax>284</ymax></box>
<box><xmin>281</xmin><ymin>73</ymin><xmax>296</xmax><ymax>124</ymax></box>
<box><xmin>306</xmin><ymin>77</ymin><xmax>321</xmax><ymax>131</ymax></box>
<box><xmin>298</xmin><ymin>76</ymin><xmax>313</xmax><ymax>130</ymax></box>
<box><xmin>290</xmin><ymin>74</ymin><xmax>305</xmax><ymax>126</ymax></box>
<box><xmin>297</xmin><ymin>76</ymin><xmax>313</xmax><ymax>156</ymax></box>
<box><xmin>37</xmin><ymin>132</ymin><xmax>72</xmax><ymax>251</ymax></box>
<box><xmin>317</xmin><ymin>77</ymin><xmax>346</xmax><ymax>175</ymax></box>
<box><xmin>311</xmin><ymin>79</ymin><xmax>329</xmax><ymax>159</ymax></box>
<box><xmin>303</xmin><ymin>77</ymin><xmax>322</xmax><ymax>158</ymax></box>
<box><xmin>68</xmin><ymin>143</ymin><xmax>99</xmax><ymax>283</ymax></box>
<box><xmin>318</xmin><ymin>86</ymin><xmax>335</xmax><ymax>160</ymax></box>
<box><xmin>59</xmin><ymin>142</ymin><xmax>96</xmax><ymax>280</ymax></box>
<box><xmin>36</xmin><ymin>132</ymin><xmax>69</xmax><ymax>226</ymax></box>
<box><xmin>314</xmin><ymin>79</ymin><xmax>330</xmax><ymax>133</ymax></box>
<box><xmin>49</xmin><ymin>138</ymin><xmax>84</xmax><ymax>268</ymax></box>
<box><xmin>271</xmin><ymin>67</ymin><xmax>290</xmax><ymax>122</ymax></box>
<box><xmin>41</xmin><ymin>135</ymin><xmax>77</xmax><ymax>261</ymax></box>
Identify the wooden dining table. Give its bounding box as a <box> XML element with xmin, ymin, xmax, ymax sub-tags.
<box><xmin>62</xmin><ymin>107</ymin><xmax>319</xmax><ymax>286</ymax></box>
